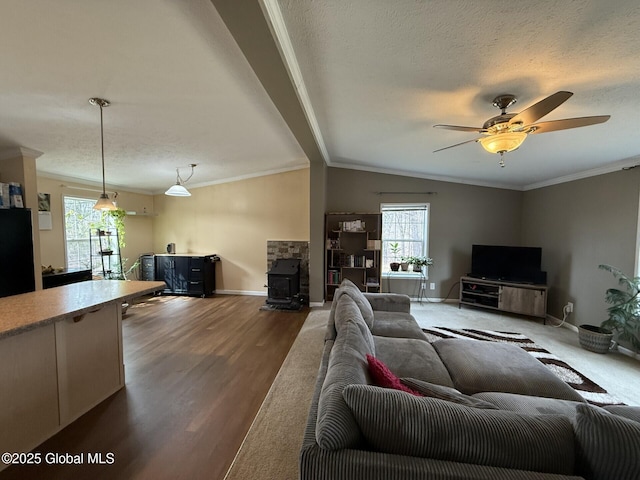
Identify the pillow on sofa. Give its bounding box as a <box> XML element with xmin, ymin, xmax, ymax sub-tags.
<box><xmin>400</xmin><ymin>377</ymin><xmax>497</xmax><ymax>409</ymax></box>
<box><xmin>574</xmin><ymin>403</ymin><xmax>640</xmax><ymax>480</ymax></box>
<box><xmin>366</xmin><ymin>354</ymin><xmax>422</xmax><ymax>396</ymax></box>
<box><xmin>342</xmin><ymin>384</ymin><xmax>575</xmax><ymax>475</ymax></box>
<box><xmin>339</xmin><ymin>279</ymin><xmax>374</xmax><ymax>328</ymax></box>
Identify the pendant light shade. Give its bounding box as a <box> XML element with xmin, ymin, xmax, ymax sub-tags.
<box><xmin>165</xmin><ymin>183</ymin><xmax>191</xmax><ymax>197</ymax></box>
<box><xmin>90</xmin><ymin>97</ymin><xmax>116</xmax><ymax>211</ymax></box>
<box><xmin>165</xmin><ymin>164</ymin><xmax>196</xmax><ymax>197</ymax></box>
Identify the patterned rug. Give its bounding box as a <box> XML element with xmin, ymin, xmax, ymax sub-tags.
<box><xmin>422</xmin><ymin>327</ymin><xmax>623</xmax><ymax>407</ymax></box>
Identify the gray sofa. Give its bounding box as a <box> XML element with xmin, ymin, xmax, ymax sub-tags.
<box><xmin>300</xmin><ymin>279</ymin><xmax>640</xmax><ymax>480</ymax></box>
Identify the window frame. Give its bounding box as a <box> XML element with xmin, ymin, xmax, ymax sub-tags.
<box><xmin>380</xmin><ymin>203</ymin><xmax>430</xmax><ymax>278</ymax></box>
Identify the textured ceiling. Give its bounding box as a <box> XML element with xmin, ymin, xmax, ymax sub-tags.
<box><xmin>0</xmin><ymin>1</ymin><xmax>639</xmax><ymax>193</ymax></box>
<box><xmin>272</xmin><ymin>0</ymin><xmax>640</xmax><ymax>189</ymax></box>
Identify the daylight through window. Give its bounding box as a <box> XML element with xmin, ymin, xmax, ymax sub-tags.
<box><xmin>381</xmin><ymin>203</ymin><xmax>429</xmax><ymax>274</ymax></box>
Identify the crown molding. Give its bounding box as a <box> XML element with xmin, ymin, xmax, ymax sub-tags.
<box><xmin>0</xmin><ymin>147</ymin><xmax>44</xmax><ymax>161</ymax></box>
<box><xmin>37</xmin><ymin>171</ymin><xmax>155</xmax><ymax>196</ymax></box>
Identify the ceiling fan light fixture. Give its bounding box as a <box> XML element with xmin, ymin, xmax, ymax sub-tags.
<box><xmin>479</xmin><ymin>131</ymin><xmax>527</xmax><ymax>154</ymax></box>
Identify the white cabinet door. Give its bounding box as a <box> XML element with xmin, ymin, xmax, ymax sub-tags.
<box><xmin>55</xmin><ymin>302</ymin><xmax>124</xmax><ymax>424</ymax></box>
<box><xmin>0</xmin><ymin>325</ymin><xmax>59</xmax><ymax>459</ymax></box>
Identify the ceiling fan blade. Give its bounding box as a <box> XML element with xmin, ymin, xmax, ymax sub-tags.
<box><xmin>433</xmin><ymin>124</ymin><xmax>486</xmax><ymax>133</ymax></box>
<box><xmin>528</xmin><ymin>115</ymin><xmax>611</xmax><ymax>134</ymax></box>
<box><xmin>433</xmin><ymin>137</ymin><xmax>482</xmax><ymax>153</ymax></box>
<box><xmin>509</xmin><ymin>91</ymin><xmax>573</xmax><ymax>126</ymax></box>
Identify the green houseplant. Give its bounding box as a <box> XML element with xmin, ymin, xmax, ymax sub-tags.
<box><xmin>410</xmin><ymin>256</ymin><xmax>433</xmax><ymax>273</ymax></box>
<box><xmin>598</xmin><ymin>264</ymin><xmax>640</xmax><ymax>352</ymax></box>
<box><xmin>389</xmin><ymin>243</ymin><xmax>401</xmax><ymax>271</ymax></box>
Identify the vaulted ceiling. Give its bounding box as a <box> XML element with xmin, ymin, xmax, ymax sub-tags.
<box><xmin>1</xmin><ymin>0</ymin><xmax>639</xmax><ymax>193</ymax></box>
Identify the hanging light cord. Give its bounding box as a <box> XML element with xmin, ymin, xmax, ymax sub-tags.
<box><xmin>176</xmin><ymin>164</ymin><xmax>196</xmax><ymax>185</ymax></box>
<box><xmin>99</xmin><ymin>102</ymin><xmax>107</xmax><ymax>195</ymax></box>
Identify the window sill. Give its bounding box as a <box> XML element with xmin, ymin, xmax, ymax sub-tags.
<box><xmin>382</xmin><ymin>271</ymin><xmax>428</xmax><ymax>279</ymax></box>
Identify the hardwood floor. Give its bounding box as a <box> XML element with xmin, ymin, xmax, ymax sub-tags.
<box><xmin>1</xmin><ymin>294</ymin><xmax>308</xmax><ymax>480</ymax></box>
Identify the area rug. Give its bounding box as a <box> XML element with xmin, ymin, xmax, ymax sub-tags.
<box><xmin>422</xmin><ymin>327</ymin><xmax>623</xmax><ymax>407</ymax></box>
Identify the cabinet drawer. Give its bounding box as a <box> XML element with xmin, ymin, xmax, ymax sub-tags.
<box><xmin>188</xmin><ymin>280</ymin><xmax>203</xmax><ymax>294</ymax></box>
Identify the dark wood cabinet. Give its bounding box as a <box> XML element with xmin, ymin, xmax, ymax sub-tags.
<box><xmin>154</xmin><ymin>254</ymin><xmax>217</xmax><ymax>297</ymax></box>
<box><xmin>0</xmin><ymin>209</ymin><xmax>35</xmax><ymax>298</ymax></box>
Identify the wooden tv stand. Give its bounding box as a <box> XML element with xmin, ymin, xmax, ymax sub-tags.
<box><xmin>459</xmin><ymin>276</ymin><xmax>547</xmax><ymax>319</ymax></box>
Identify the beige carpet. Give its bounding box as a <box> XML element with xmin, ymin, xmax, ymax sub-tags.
<box><xmin>223</xmin><ymin>309</ymin><xmax>328</xmax><ymax>480</ymax></box>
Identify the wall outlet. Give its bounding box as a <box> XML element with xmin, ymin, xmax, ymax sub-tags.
<box><xmin>430</xmin><ymin>282</ymin><xmax>436</xmax><ymax>290</ymax></box>
<box><xmin>566</xmin><ymin>302</ymin><xmax>574</xmax><ymax>313</ymax></box>
<box><xmin>421</xmin><ymin>282</ymin><xmax>426</xmax><ymax>290</ymax></box>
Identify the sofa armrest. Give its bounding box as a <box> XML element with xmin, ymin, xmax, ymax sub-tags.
<box><xmin>363</xmin><ymin>293</ymin><xmax>411</xmax><ymax>313</ymax></box>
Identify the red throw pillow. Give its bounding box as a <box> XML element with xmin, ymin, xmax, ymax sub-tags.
<box><xmin>366</xmin><ymin>354</ymin><xmax>422</xmax><ymax>396</ymax></box>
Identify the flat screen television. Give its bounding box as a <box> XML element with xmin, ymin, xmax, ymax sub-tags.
<box><xmin>470</xmin><ymin>245</ymin><xmax>546</xmax><ymax>284</ymax></box>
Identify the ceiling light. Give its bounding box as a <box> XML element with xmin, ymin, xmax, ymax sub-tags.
<box><xmin>165</xmin><ymin>164</ymin><xmax>197</xmax><ymax>197</ymax></box>
<box><xmin>89</xmin><ymin>98</ymin><xmax>116</xmax><ymax>211</ymax></box>
<box><xmin>478</xmin><ymin>131</ymin><xmax>528</xmax><ymax>155</ymax></box>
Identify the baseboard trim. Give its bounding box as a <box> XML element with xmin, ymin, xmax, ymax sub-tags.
<box><xmin>216</xmin><ymin>290</ymin><xmax>267</xmax><ymax>296</ymax></box>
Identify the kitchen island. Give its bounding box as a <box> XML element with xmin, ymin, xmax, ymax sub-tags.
<box><xmin>0</xmin><ymin>280</ymin><xmax>165</xmax><ymax>468</ymax></box>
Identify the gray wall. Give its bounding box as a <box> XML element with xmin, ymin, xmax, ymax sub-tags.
<box><xmin>522</xmin><ymin>168</ymin><xmax>640</xmax><ymax>326</ymax></box>
<box><xmin>326</xmin><ymin>167</ymin><xmax>523</xmax><ymax>299</ymax></box>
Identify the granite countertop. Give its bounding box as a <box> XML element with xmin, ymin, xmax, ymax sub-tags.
<box><xmin>0</xmin><ymin>280</ymin><xmax>166</xmax><ymax>339</ymax></box>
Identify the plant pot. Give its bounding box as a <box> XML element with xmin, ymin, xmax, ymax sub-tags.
<box><xmin>390</xmin><ymin>262</ymin><xmax>400</xmax><ymax>272</ymax></box>
<box><xmin>400</xmin><ymin>262</ymin><xmax>409</xmax><ymax>271</ymax></box>
<box><xmin>413</xmin><ymin>265</ymin><xmax>422</xmax><ymax>273</ymax></box>
<box><xmin>578</xmin><ymin>324</ymin><xmax>614</xmax><ymax>354</ymax></box>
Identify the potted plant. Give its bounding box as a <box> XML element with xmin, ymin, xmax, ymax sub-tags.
<box><xmin>389</xmin><ymin>243</ymin><xmax>401</xmax><ymax>271</ymax></box>
<box><xmin>400</xmin><ymin>256</ymin><xmax>411</xmax><ymax>271</ymax></box>
<box><xmin>580</xmin><ymin>264</ymin><xmax>640</xmax><ymax>354</ymax></box>
<box><xmin>411</xmin><ymin>256</ymin><xmax>433</xmax><ymax>273</ymax></box>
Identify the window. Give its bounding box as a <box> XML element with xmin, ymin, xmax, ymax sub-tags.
<box><xmin>63</xmin><ymin>196</ymin><xmax>113</xmax><ymax>272</ymax></box>
<box><xmin>381</xmin><ymin>203</ymin><xmax>429</xmax><ymax>274</ymax></box>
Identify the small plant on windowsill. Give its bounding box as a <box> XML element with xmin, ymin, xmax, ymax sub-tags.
<box><xmin>400</xmin><ymin>256</ymin><xmax>411</xmax><ymax>271</ymax></box>
<box><xmin>389</xmin><ymin>243</ymin><xmax>401</xmax><ymax>271</ymax></box>
<box><xmin>410</xmin><ymin>256</ymin><xmax>433</xmax><ymax>273</ymax></box>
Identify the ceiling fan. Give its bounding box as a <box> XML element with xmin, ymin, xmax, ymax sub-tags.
<box><xmin>433</xmin><ymin>91</ymin><xmax>610</xmax><ymax>167</ymax></box>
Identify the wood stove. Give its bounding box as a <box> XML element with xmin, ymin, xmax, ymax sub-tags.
<box><xmin>266</xmin><ymin>258</ymin><xmax>302</xmax><ymax>309</ymax></box>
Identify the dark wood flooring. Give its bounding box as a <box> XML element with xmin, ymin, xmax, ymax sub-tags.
<box><xmin>1</xmin><ymin>294</ymin><xmax>308</xmax><ymax>480</ymax></box>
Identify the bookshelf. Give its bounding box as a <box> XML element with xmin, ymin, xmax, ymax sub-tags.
<box><xmin>325</xmin><ymin>213</ymin><xmax>382</xmax><ymax>301</ymax></box>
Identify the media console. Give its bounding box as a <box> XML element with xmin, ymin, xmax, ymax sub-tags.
<box><xmin>459</xmin><ymin>276</ymin><xmax>547</xmax><ymax>320</ymax></box>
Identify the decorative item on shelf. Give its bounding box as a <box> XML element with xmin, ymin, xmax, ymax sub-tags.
<box><xmin>165</xmin><ymin>164</ymin><xmax>197</xmax><ymax>197</ymax></box>
<box><xmin>389</xmin><ymin>242</ymin><xmax>401</xmax><ymax>271</ymax></box>
<box><xmin>340</xmin><ymin>219</ymin><xmax>365</xmax><ymax>232</ymax></box>
<box><xmin>579</xmin><ymin>264</ymin><xmax>640</xmax><ymax>354</ymax></box>
<box><xmin>89</xmin><ymin>98</ymin><xmax>117</xmax><ymax>211</ymax></box>
<box><xmin>410</xmin><ymin>256</ymin><xmax>433</xmax><ymax>273</ymax></box>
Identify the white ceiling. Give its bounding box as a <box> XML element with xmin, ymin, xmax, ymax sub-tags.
<box><xmin>1</xmin><ymin>1</ymin><xmax>639</xmax><ymax>193</ymax></box>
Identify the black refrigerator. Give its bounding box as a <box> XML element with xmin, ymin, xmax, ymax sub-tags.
<box><xmin>0</xmin><ymin>209</ymin><xmax>35</xmax><ymax>298</ymax></box>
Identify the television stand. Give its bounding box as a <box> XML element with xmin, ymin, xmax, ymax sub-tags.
<box><xmin>459</xmin><ymin>276</ymin><xmax>547</xmax><ymax>320</ymax></box>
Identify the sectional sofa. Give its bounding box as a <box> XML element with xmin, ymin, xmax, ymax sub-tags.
<box><xmin>300</xmin><ymin>279</ymin><xmax>640</xmax><ymax>480</ymax></box>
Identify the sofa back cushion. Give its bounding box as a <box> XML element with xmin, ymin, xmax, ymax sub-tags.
<box><xmin>334</xmin><ymin>294</ymin><xmax>375</xmax><ymax>352</ymax></box>
<box><xmin>574</xmin><ymin>404</ymin><xmax>640</xmax><ymax>480</ymax></box>
<box><xmin>343</xmin><ymin>384</ymin><xmax>576</xmax><ymax>475</ymax></box>
<box><xmin>315</xmin><ymin>313</ymin><xmax>373</xmax><ymax>450</ymax></box>
<box><xmin>338</xmin><ymin>279</ymin><xmax>374</xmax><ymax>328</ymax></box>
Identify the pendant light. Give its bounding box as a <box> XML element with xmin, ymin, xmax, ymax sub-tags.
<box><xmin>165</xmin><ymin>164</ymin><xmax>197</xmax><ymax>197</ymax></box>
<box><xmin>89</xmin><ymin>97</ymin><xmax>116</xmax><ymax>211</ymax></box>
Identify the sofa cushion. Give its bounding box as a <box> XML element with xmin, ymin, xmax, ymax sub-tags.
<box><xmin>374</xmin><ymin>335</ymin><xmax>455</xmax><ymax>387</ymax></box>
<box><xmin>603</xmin><ymin>404</ymin><xmax>640</xmax><ymax>424</ymax></box>
<box><xmin>334</xmin><ymin>294</ymin><xmax>375</xmax><ymax>352</ymax></box>
<box><xmin>432</xmin><ymin>338</ymin><xmax>585</xmax><ymax>402</ymax></box>
<box><xmin>401</xmin><ymin>377</ymin><xmax>498</xmax><ymax>409</ymax></box>
<box><xmin>338</xmin><ymin>279</ymin><xmax>375</xmax><ymax>328</ymax></box>
<box><xmin>315</xmin><ymin>318</ymin><xmax>373</xmax><ymax>450</ymax></box>
<box><xmin>574</xmin><ymin>404</ymin><xmax>640</xmax><ymax>480</ymax></box>
<box><xmin>367</xmin><ymin>355</ymin><xmax>422</xmax><ymax>396</ymax></box>
<box><xmin>370</xmin><ymin>311</ymin><xmax>428</xmax><ymax>340</ymax></box>
<box><xmin>473</xmin><ymin>392</ymin><xmax>594</xmax><ymax>418</ymax></box>
<box><xmin>342</xmin><ymin>384</ymin><xmax>575</xmax><ymax>475</ymax></box>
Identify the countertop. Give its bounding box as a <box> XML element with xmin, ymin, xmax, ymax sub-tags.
<box><xmin>0</xmin><ymin>280</ymin><xmax>166</xmax><ymax>339</ymax></box>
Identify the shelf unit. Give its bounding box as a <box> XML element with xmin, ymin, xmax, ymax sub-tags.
<box><xmin>459</xmin><ymin>276</ymin><xmax>547</xmax><ymax>319</ymax></box>
<box><xmin>90</xmin><ymin>229</ymin><xmax>123</xmax><ymax>280</ymax></box>
<box><xmin>325</xmin><ymin>213</ymin><xmax>381</xmax><ymax>301</ymax></box>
